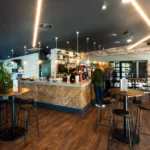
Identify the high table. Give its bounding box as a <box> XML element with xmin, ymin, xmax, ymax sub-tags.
<box><xmin>108</xmin><ymin>88</ymin><xmax>144</xmax><ymax>144</ymax></box>
<box><xmin>0</xmin><ymin>88</ymin><xmax>29</xmax><ymax>140</ymax></box>
<box><xmin>128</xmin><ymin>78</ymin><xmax>145</xmax><ymax>104</ymax></box>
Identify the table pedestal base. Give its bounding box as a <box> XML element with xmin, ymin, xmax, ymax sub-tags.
<box><xmin>113</xmin><ymin>128</ymin><xmax>140</xmax><ymax>144</ymax></box>
<box><xmin>0</xmin><ymin>127</ymin><xmax>25</xmax><ymax>141</ymax></box>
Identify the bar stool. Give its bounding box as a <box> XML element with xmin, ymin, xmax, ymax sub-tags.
<box><xmin>135</xmin><ymin>104</ymin><xmax>150</xmax><ymax>138</ymax></box>
<box><xmin>0</xmin><ymin>100</ymin><xmax>8</xmax><ymax>136</ymax></box>
<box><xmin>16</xmin><ymin>98</ymin><xmax>40</xmax><ymax>146</ymax></box>
<box><xmin>108</xmin><ymin>109</ymin><xmax>133</xmax><ymax>150</ymax></box>
<box><xmin>95</xmin><ymin>97</ymin><xmax>115</xmax><ymax>132</ymax></box>
<box><xmin>118</xmin><ymin>96</ymin><xmax>134</xmax><ymax>130</ymax></box>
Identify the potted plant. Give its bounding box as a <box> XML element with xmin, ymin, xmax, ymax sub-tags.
<box><xmin>0</xmin><ymin>62</ymin><xmax>13</xmax><ymax>91</ymax></box>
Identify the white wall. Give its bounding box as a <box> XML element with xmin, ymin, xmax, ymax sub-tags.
<box><xmin>4</xmin><ymin>53</ymin><xmax>39</xmax><ymax>79</ymax></box>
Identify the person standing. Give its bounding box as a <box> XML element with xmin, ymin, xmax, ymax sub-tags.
<box><xmin>92</xmin><ymin>63</ymin><xmax>104</xmax><ymax>107</ymax></box>
<box><xmin>111</xmin><ymin>68</ymin><xmax>117</xmax><ymax>88</ymax></box>
<box><xmin>104</xmin><ymin>67</ymin><xmax>111</xmax><ymax>96</ymax></box>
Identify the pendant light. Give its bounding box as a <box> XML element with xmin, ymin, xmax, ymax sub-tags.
<box><xmin>86</xmin><ymin>37</ymin><xmax>90</xmax><ymax>66</ymax></box>
<box><xmin>76</xmin><ymin>31</ymin><xmax>80</xmax><ymax>65</ymax></box>
<box><xmin>11</xmin><ymin>49</ymin><xmax>14</xmax><ymax>64</ymax></box>
<box><xmin>93</xmin><ymin>42</ymin><xmax>96</xmax><ymax>51</ymax></box>
<box><xmin>86</xmin><ymin>37</ymin><xmax>89</xmax><ymax>52</ymax></box>
<box><xmin>99</xmin><ymin>45</ymin><xmax>101</xmax><ymax>50</ymax></box>
<box><xmin>55</xmin><ymin>37</ymin><xmax>58</xmax><ymax>49</ymax></box>
<box><xmin>66</xmin><ymin>41</ymin><xmax>69</xmax><ymax>50</ymax></box>
<box><xmin>23</xmin><ymin>46</ymin><xmax>27</xmax><ymax>64</ymax></box>
<box><xmin>38</xmin><ymin>42</ymin><xmax>42</xmax><ymax>64</ymax></box>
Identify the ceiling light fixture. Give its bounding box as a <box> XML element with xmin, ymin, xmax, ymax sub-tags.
<box><xmin>102</xmin><ymin>5</ymin><xmax>107</xmax><ymax>10</ymax></box>
<box><xmin>38</xmin><ymin>42</ymin><xmax>43</xmax><ymax>64</ymax></box>
<box><xmin>76</xmin><ymin>32</ymin><xmax>79</xmax><ymax>53</ymax></box>
<box><xmin>55</xmin><ymin>37</ymin><xmax>58</xmax><ymax>49</ymax></box>
<box><xmin>112</xmin><ymin>33</ymin><xmax>117</xmax><ymax>36</ymax></box>
<box><xmin>11</xmin><ymin>49</ymin><xmax>14</xmax><ymax>64</ymax></box>
<box><xmin>99</xmin><ymin>45</ymin><xmax>101</xmax><ymax>50</ymax></box>
<box><xmin>114</xmin><ymin>41</ymin><xmax>120</xmax><ymax>44</ymax></box>
<box><xmin>86</xmin><ymin>38</ymin><xmax>89</xmax><ymax>52</ymax></box>
<box><xmin>23</xmin><ymin>46</ymin><xmax>27</xmax><ymax>64</ymax></box>
<box><xmin>127</xmin><ymin>39</ymin><xmax>132</xmax><ymax>43</ymax></box>
<box><xmin>66</xmin><ymin>41</ymin><xmax>69</xmax><ymax>50</ymax></box>
<box><xmin>93</xmin><ymin>42</ymin><xmax>96</xmax><ymax>50</ymax></box>
<box><xmin>127</xmin><ymin>35</ymin><xmax>150</xmax><ymax>50</ymax></box>
<box><xmin>122</xmin><ymin>0</ymin><xmax>130</xmax><ymax>3</ymax></box>
<box><xmin>131</xmin><ymin>0</ymin><xmax>150</xmax><ymax>26</ymax></box>
<box><xmin>32</xmin><ymin>0</ymin><xmax>43</xmax><ymax>47</ymax></box>
<box><xmin>76</xmin><ymin>31</ymin><xmax>80</xmax><ymax>66</ymax></box>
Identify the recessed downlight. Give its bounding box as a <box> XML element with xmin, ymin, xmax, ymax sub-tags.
<box><xmin>112</xmin><ymin>33</ymin><xmax>117</xmax><ymax>36</ymax></box>
<box><xmin>122</xmin><ymin>0</ymin><xmax>130</xmax><ymax>3</ymax></box>
<box><xmin>102</xmin><ymin>5</ymin><xmax>107</xmax><ymax>10</ymax></box>
<box><xmin>127</xmin><ymin>39</ymin><xmax>132</xmax><ymax>43</ymax></box>
<box><xmin>114</xmin><ymin>41</ymin><xmax>120</xmax><ymax>44</ymax></box>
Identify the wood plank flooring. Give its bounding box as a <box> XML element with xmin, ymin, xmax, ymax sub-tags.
<box><xmin>0</xmin><ymin>95</ymin><xmax>150</xmax><ymax>150</ymax></box>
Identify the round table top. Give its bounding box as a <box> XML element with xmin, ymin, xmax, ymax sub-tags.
<box><xmin>108</xmin><ymin>88</ymin><xmax>144</xmax><ymax>96</ymax></box>
<box><xmin>0</xmin><ymin>88</ymin><xmax>29</xmax><ymax>96</ymax></box>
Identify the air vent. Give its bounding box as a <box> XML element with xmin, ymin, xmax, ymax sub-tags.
<box><xmin>123</xmin><ymin>31</ymin><xmax>129</xmax><ymax>35</ymax></box>
<box><xmin>39</xmin><ymin>23</ymin><xmax>52</xmax><ymax>29</ymax></box>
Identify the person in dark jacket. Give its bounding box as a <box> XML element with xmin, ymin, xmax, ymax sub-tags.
<box><xmin>104</xmin><ymin>67</ymin><xmax>111</xmax><ymax>96</ymax></box>
<box><xmin>92</xmin><ymin>63</ymin><xmax>104</xmax><ymax>107</ymax></box>
<box><xmin>111</xmin><ymin>68</ymin><xmax>117</xmax><ymax>87</ymax></box>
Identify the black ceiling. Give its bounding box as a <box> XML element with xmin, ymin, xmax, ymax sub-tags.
<box><xmin>0</xmin><ymin>0</ymin><xmax>150</xmax><ymax>59</ymax></box>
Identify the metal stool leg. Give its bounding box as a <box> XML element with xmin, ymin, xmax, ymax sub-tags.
<box><xmin>128</xmin><ymin>117</ymin><xmax>132</xmax><ymax>150</ymax></box>
<box><xmin>24</xmin><ymin>110</ymin><xmax>28</xmax><ymax>146</ymax></box>
<box><xmin>137</xmin><ymin>109</ymin><xmax>142</xmax><ymax>138</ymax></box>
<box><xmin>130</xmin><ymin>102</ymin><xmax>134</xmax><ymax>131</ymax></box>
<box><xmin>16</xmin><ymin>109</ymin><xmax>20</xmax><ymax>126</ymax></box>
<box><xmin>34</xmin><ymin>107</ymin><xmax>40</xmax><ymax>137</ymax></box>
<box><xmin>108</xmin><ymin>114</ymin><xmax>114</xmax><ymax>150</ymax></box>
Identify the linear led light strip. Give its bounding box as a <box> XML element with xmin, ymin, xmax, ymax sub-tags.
<box><xmin>32</xmin><ymin>0</ymin><xmax>43</xmax><ymax>47</ymax></box>
<box><xmin>128</xmin><ymin>35</ymin><xmax>150</xmax><ymax>50</ymax></box>
<box><xmin>131</xmin><ymin>0</ymin><xmax>150</xmax><ymax>26</ymax></box>
<box><xmin>128</xmin><ymin>0</ymin><xmax>150</xmax><ymax>50</ymax></box>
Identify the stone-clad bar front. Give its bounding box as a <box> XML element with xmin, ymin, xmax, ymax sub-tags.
<box><xmin>17</xmin><ymin>80</ymin><xmax>95</xmax><ymax>113</ymax></box>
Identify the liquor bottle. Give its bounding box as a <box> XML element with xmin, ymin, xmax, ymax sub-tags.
<box><xmin>79</xmin><ymin>70</ymin><xmax>82</xmax><ymax>81</ymax></box>
<box><xmin>70</xmin><ymin>73</ymin><xmax>75</xmax><ymax>83</ymax></box>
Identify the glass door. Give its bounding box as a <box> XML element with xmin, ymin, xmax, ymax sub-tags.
<box><xmin>120</xmin><ymin>61</ymin><xmax>133</xmax><ymax>88</ymax></box>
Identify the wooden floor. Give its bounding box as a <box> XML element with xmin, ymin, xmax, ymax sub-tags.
<box><xmin>0</xmin><ymin>96</ymin><xmax>150</xmax><ymax>150</ymax></box>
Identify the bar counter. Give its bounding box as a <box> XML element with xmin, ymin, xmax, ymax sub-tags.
<box><xmin>17</xmin><ymin>80</ymin><xmax>95</xmax><ymax>113</ymax></box>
